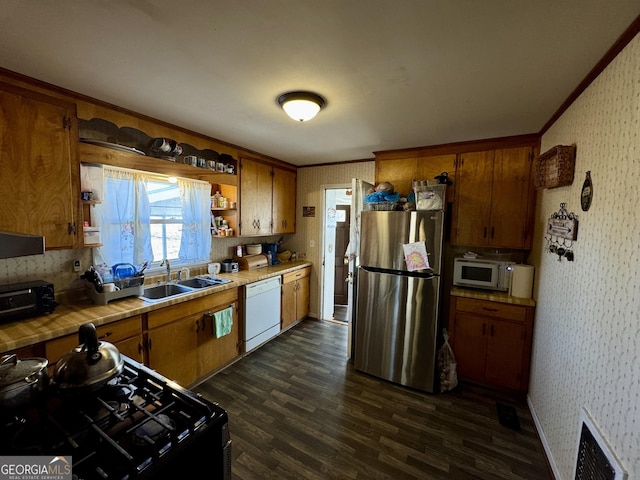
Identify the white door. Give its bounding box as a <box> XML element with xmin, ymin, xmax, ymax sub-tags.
<box><xmin>346</xmin><ymin>178</ymin><xmax>374</xmax><ymax>358</ymax></box>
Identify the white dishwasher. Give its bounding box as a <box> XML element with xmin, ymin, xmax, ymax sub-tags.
<box><xmin>244</xmin><ymin>276</ymin><xmax>281</xmax><ymax>353</ymax></box>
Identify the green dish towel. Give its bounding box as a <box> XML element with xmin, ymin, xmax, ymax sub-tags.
<box><xmin>214</xmin><ymin>307</ymin><xmax>233</xmax><ymax>338</ymax></box>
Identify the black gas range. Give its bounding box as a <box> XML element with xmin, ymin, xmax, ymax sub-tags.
<box><xmin>0</xmin><ymin>356</ymin><xmax>231</xmax><ymax>479</ymax></box>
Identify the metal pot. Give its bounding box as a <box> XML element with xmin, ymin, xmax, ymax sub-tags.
<box><xmin>0</xmin><ymin>353</ymin><xmax>49</xmax><ymax>409</ymax></box>
<box><xmin>53</xmin><ymin>323</ymin><xmax>124</xmax><ymax>390</ymax></box>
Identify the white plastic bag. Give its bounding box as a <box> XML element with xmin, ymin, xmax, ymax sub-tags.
<box><xmin>438</xmin><ymin>329</ymin><xmax>458</xmax><ymax>392</ymax></box>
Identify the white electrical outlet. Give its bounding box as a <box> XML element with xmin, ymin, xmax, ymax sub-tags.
<box><xmin>73</xmin><ymin>259</ymin><xmax>81</xmax><ymax>272</ymax></box>
<box><xmin>309</xmin><ymin>240</ymin><xmax>315</xmax><ymax>247</ymax></box>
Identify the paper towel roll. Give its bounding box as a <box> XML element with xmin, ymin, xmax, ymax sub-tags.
<box><xmin>510</xmin><ymin>264</ymin><xmax>535</xmax><ymax>298</ymax></box>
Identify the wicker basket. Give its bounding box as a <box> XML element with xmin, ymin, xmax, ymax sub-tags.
<box><xmin>366</xmin><ymin>201</ymin><xmax>398</xmax><ymax>211</ymax></box>
<box><xmin>535</xmin><ymin>145</ymin><xmax>576</xmax><ymax>189</ymax></box>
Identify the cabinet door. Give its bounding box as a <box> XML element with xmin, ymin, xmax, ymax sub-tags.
<box><xmin>45</xmin><ymin>316</ymin><xmax>143</xmax><ymax>364</ymax></box>
<box><xmin>147</xmin><ymin>314</ymin><xmax>199</xmax><ymax>386</ymax></box>
<box><xmin>296</xmin><ymin>275</ymin><xmax>310</xmax><ymax>321</ymax></box>
<box><xmin>376</xmin><ymin>158</ymin><xmax>417</xmax><ymax>197</ymax></box>
<box><xmin>272</xmin><ymin>167</ymin><xmax>296</xmax><ymax>233</ymax></box>
<box><xmin>114</xmin><ymin>336</ymin><xmax>144</xmax><ymax>363</ymax></box>
<box><xmin>239</xmin><ymin>157</ymin><xmax>272</xmax><ymax>235</ymax></box>
<box><xmin>375</xmin><ymin>154</ymin><xmax>456</xmax><ymax>199</ymax></box>
<box><xmin>281</xmin><ymin>279</ymin><xmax>297</xmax><ymax>330</ymax></box>
<box><xmin>451</xmin><ymin>313</ymin><xmax>488</xmax><ymax>383</ymax></box>
<box><xmin>415</xmin><ymin>154</ymin><xmax>457</xmax><ymax>200</ymax></box>
<box><xmin>485</xmin><ymin>320</ymin><xmax>526</xmax><ymax>390</ymax></box>
<box><xmin>0</xmin><ymin>84</ymin><xmax>79</xmax><ymax>248</ymax></box>
<box><xmin>489</xmin><ymin>147</ymin><xmax>535</xmax><ymax>249</ymax></box>
<box><xmin>198</xmin><ymin>303</ymin><xmax>240</xmax><ymax>377</ymax></box>
<box><xmin>452</xmin><ymin>151</ymin><xmax>493</xmax><ymax>246</ymax></box>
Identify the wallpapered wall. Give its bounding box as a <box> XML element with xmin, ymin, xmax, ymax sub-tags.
<box><xmin>292</xmin><ymin>162</ymin><xmax>375</xmax><ymax>318</ymax></box>
<box><xmin>528</xmin><ymin>34</ymin><xmax>639</xmax><ymax>478</ymax></box>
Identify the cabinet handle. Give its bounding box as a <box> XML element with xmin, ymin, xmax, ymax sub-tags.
<box><xmin>138</xmin><ymin>342</ymin><xmax>144</xmax><ymax>354</ymax></box>
<box><xmin>203</xmin><ymin>312</ymin><xmax>214</xmax><ymax>334</ymax></box>
<box><xmin>148</xmin><ymin>337</ymin><xmax>152</xmax><ymax>350</ymax></box>
<box><xmin>68</xmin><ymin>222</ymin><xmax>77</xmax><ymax>235</ymax></box>
<box><xmin>99</xmin><ymin>331</ymin><xmax>113</xmax><ymax>339</ymax></box>
<box><xmin>482</xmin><ymin>307</ymin><xmax>498</xmax><ymax>312</ymax></box>
<box><xmin>195</xmin><ymin>319</ymin><xmax>200</xmax><ymax>333</ymax></box>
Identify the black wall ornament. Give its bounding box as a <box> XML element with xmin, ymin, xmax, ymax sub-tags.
<box><xmin>581</xmin><ymin>171</ymin><xmax>593</xmax><ymax>211</ymax></box>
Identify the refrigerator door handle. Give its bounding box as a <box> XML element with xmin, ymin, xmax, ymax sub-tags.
<box><xmin>361</xmin><ymin>265</ymin><xmax>437</xmax><ymax>279</ymax></box>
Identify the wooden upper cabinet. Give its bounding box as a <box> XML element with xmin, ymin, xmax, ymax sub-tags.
<box><xmin>239</xmin><ymin>157</ymin><xmax>273</xmax><ymax>236</ymax></box>
<box><xmin>451</xmin><ymin>150</ymin><xmax>494</xmax><ymax>246</ymax></box>
<box><xmin>239</xmin><ymin>157</ymin><xmax>297</xmax><ymax>236</ymax></box>
<box><xmin>272</xmin><ymin>166</ymin><xmax>296</xmax><ymax>234</ymax></box>
<box><xmin>0</xmin><ymin>83</ymin><xmax>79</xmax><ymax>248</ymax></box>
<box><xmin>452</xmin><ymin>146</ymin><xmax>534</xmax><ymax>249</ymax></box>
<box><xmin>490</xmin><ymin>147</ymin><xmax>536</xmax><ymax>249</ymax></box>
<box><xmin>375</xmin><ymin>154</ymin><xmax>456</xmax><ymax>197</ymax></box>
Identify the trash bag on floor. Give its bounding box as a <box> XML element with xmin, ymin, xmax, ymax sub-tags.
<box><xmin>438</xmin><ymin>329</ymin><xmax>458</xmax><ymax>392</ymax></box>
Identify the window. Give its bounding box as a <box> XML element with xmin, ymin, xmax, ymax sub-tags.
<box><xmin>92</xmin><ymin>166</ymin><xmax>212</xmax><ymax>274</ymax></box>
<box><xmin>148</xmin><ymin>179</ymin><xmax>182</xmax><ymax>262</ymax></box>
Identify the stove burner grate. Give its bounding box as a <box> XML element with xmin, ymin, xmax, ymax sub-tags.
<box><xmin>1</xmin><ymin>356</ymin><xmax>230</xmax><ymax>479</ymax></box>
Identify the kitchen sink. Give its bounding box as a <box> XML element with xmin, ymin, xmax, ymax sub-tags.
<box><xmin>178</xmin><ymin>276</ymin><xmax>232</xmax><ymax>288</ymax></box>
<box><xmin>177</xmin><ymin>278</ymin><xmax>216</xmax><ymax>289</ymax></box>
<box><xmin>141</xmin><ymin>283</ymin><xmax>193</xmax><ymax>300</ymax></box>
<box><xmin>140</xmin><ymin>276</ymin><xmax>232</xmax><ymax>301</ymax></box>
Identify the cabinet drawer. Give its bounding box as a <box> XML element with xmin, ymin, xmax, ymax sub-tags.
<box><xmin>283</xmin><ymin>266</ymin><xmax>311</xmax><ymax>284</ymax></box>
<box><xmin>148</xmin><ymin>288</ymin><xmax>238</xmax><ymax>329</ymax></box>
<box><xmin>455</xmin><ymin>297</ymin><xmax>528</xmax><ymax>322</ymax></box>
<box><xmin>45</xmin><ymin>315</ymin><xmax>142</xmax><ymax>364</ymax></box>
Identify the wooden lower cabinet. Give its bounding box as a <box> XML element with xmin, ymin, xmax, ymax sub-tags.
<box><xmin>146</xmin><ymin>288</ymin><xmax>240</xmax><ymax>386</ymax></box>
<box><xmin>449</xmin><ymin>296</ymin><xmax>534</xmax><ymax>392</ymax></box>
<box><xmin>45</xmin><ymin>315</ymin><xmax>144</xmax><ymax>364</ymax></box>
<box><xmin>281</xmin><ymin>267</ymin><xmax>311</xmax><ymax>330</ymax></box>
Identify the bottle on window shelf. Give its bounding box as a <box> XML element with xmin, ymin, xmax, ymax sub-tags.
<box><xmin>212</xmin><ymin>191</ymin><xmax>222</xmax><ymax>208</ymax></box>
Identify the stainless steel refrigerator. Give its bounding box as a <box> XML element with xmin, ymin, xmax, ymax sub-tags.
<box><xmin>354</xmin><ymin>210</ymin><xmax>444</xmax><ymax>393</ymax></box>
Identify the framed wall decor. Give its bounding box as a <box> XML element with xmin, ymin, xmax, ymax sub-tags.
<box><xmin>535</xmin><ymin>144</ymin><xmax>576</xmax><ymax>189</ymax></box>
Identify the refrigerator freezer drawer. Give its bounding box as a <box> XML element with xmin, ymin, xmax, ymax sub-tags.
<box><xmin>354</xmin><ymin>267</ymin><xmax>440</xmax><ymax>392</ymax></box>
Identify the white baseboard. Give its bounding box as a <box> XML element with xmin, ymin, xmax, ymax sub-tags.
<box><xmin>527</xmin><ymin>394</ymin><xmax>563</xmax><ymax>480</ymax></box>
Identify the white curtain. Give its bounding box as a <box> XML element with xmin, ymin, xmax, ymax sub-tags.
<box><xmin>93</xmin><ymin>167</ymin><xmax>153</xmax><ymax>268</ymax></box>
<box><xmin>178</xmin><ymin>177</ymin><xmax>212</xmax><ymax>263</ymax></box>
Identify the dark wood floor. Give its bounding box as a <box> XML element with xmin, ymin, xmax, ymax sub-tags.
<box><xmin>194</xmin><ymin>320</ymin><xmax>551</xmax><ymax>480</ymax></box>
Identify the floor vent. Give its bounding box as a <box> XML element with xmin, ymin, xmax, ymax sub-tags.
<box><xmin>575</xmin><ymin>408</ymin><xmax>627</xmax><ymax>480</ymax></box>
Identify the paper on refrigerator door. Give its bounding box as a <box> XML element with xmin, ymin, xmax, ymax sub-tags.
<box><xmin>403</xmin><ymin>241</ymin><xmax>430</xmax><ymax>271</ymax></box>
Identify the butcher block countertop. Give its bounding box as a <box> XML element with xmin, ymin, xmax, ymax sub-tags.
<box><xmin>0</xmin><ymin>261</ymin><xmax>312</xmax><ymax>353</ymax></box>
<box><xmin>451</xmin><ymin>286</ymin><xmax>536</xmax><ymax>308</ymax></box>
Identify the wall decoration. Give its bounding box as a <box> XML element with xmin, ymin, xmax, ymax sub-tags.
<box><xmin>581</xmin><ymin>171</ymin><xmax>593</xmax><ymax>211</ymax></box>
<box><xmin>534</xmin><ymin>144</ymin><xmax>576</xmax><ymax>189</ymax></box>
<box><xmin>302</xmin><ymin>206</ymin><xmax>315</xmax><ymax>217</ymax></box>
<box><xmin>545</xmin><ymin>202</ymin><xmax>578</xmax><ymax>262</ymax></box>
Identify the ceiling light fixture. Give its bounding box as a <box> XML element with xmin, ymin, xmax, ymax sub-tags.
<box><xmin>277</xmin><ymin>91</ymin><xmax>326</xmax><ymax>122</ymax></box>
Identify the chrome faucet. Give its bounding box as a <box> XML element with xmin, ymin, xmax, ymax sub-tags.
<box><xmin>161</xmin><ymin>259</ymin><xmax>171</xmax><ymax>283</ymax></box>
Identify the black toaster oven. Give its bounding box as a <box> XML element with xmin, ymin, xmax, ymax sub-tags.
<box><xmin>0</xmin><ymin>280</ymin><xmax>56</xmax><ymax>322</ymax></box>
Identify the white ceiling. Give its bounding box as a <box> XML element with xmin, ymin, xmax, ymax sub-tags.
<box><xmin>0</xmin><ymin>1</ymin><xmax>638</xmax><ymax>166</ymax></box>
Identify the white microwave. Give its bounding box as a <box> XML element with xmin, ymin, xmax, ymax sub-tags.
<box><xmin>453</xmin><ymin>258</ymin><xmax>514</xmax><ymax>291</ymax></box>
